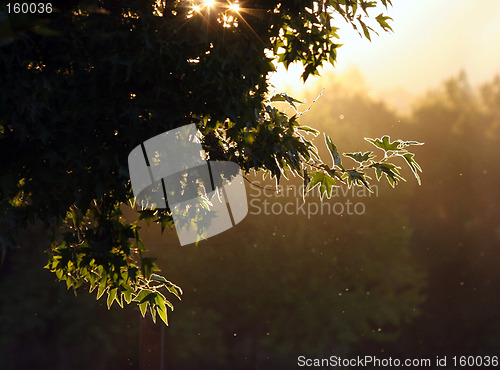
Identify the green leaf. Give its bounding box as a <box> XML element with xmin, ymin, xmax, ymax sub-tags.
<box><xmin>370</xmin><ymin>162</ymin><xmax>405</xmax><ymax>187</ymax></box>
<box><xmin>401</xmin><ymin>152</ymin><xmax>422</xmax><ymax>185</ymax></box>
<box><xmin>135</xmin><ymin>289</ymin><xmax>158</xmax><ymax>320</ymax></box>
<box><xmin>376</xmin><ymin>13</ymin><xmax>393</xmax><ymax>32</ymax></box>
<box><xmin>351</xmin><ymin>2</ymin><xmax>358</xmax><ymax>16</ymax></box>
<box><xmin>270</xmin><ymin>93</ymin><xmax>304</xmax><ymax>108</ymax></box>
<box><xmin>134</xmin><ymin>289</ymin><xmax>155</xmax><ymax>304</ymax></box>
<box><xmin>149</xmin><ymin>301</ymin><xmax>157</xmax><ymax>323</ymax></box>
<box><xmin>148</xmin><ymin>273</ymin><xmax>183</xmax><ymax>299</ymax></box>
<box><xmin>360</xmin><ymin>0</ymin><xmax>377</xmax><ymax>13</ymax></box>
<box><xmin>155</xmin><ymin>293</ymin><xmax>169</xmax><ymax>325</ymax></box>
<box><xmin>150</xmin><ymin>273</ymin><xmax>168</xmax><ymax>284</ymax></box>
<box><xmin>65</xmin><ymin>277</ymin><xmax>73</xmax><ymax>290</ymax></box>
<box><xmin>96</xmin><ymin>281</ymin><xmax>107</xmax><ymax>300</ymax></box>
<box><xmin>165</xmin><ymin>284</ymin><xmax>183</xmax><ymax>300</ymax></box>
<box><xmin>88</xmin><ymin>283</ymin><xmax>97</xmax><ymax>294</ymax></box>
<box><xmin>360</xmin><ymin>22</ymin><xmax>371</xmax><ymax>40</ymax></box>
<box><xmin>107</xmin><ymin>288</ymin><xmax>118</xmax><ymax>309</ymax></box>
<box><xmin>307</xmin><ymin>171</ymin><xmax>337</xmax><ymax>199</ymax></box>
<box><xmin>116</xmin><ymin>293</ymin><xmax>124</xmax><ymax>308</ymax></box>
<box><xmin>344</xmin><ymin>151</ymin><xmax>374</xmax><ymax>163</ymax></box>
<box><xmin>165</xmin><ymin>299</ymin><xmax>174</xmax><ymax>310</ymax></box>
<box><xmin>402</xmin><ymin>140</ymin><xmax>425</xmax><ymax>147</ymax></box>
<box><xmin>151</xmin><ymin>274</ymin><xmax>182</xmax><ymax>300</ymax></box>
<box><xmin>324</xmin><ymin>134</ymin><xmax>343</xmax><ymax>169</ymax></box>
<box><xmin>297</xmin><ymin>125</ymin><xmax>320</xmax><ymax>136</ymax></box>
<box><xmin>123</xmin><ymin>289</ymin><xmax>133</xmax><ymax>304</ymax></box>
<box><xmin>343</xmin><ymin>170</ymin><xmax>372</xmax><ymax>190</ymax></box>
<box><xmin>87</xmin><ymin>271</ymin><xmax>96</xmax><ymax>288</ymax></box>
<box><xmin>139</xmin><ymin>302</ymin><xmax>148</xmax><ymax>317</ymax></box>
<box><xmin>365</xmin><ymin>136</ymin><xmax>402</xmax><ymax>152</ymax></box>
<box><xmin>142</xmin><ymin>292</ymin><xmax>158</xmax><ymax>304</ymax></box>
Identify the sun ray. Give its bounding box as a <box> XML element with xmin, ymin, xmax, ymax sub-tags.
<box><xmin>225</xmin><ymin>4</ymin><xmax>266</xmax><ymax>46</ymax></box>
<box><xmin>203</xmin><ymin>0</ymin><xmax>215</xmax><ymax>8</ymax></box>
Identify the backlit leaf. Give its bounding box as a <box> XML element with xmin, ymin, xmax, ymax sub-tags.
<box><xmin>324</xmin><ymin>134</ymin><xmax>343</xmax><ymax>169</ymax></box>
<box><xmin>344</xmin><ymin>151</ymin><xmax>374</xmax><ymax>163</ymax></box>
<box><xmin>307</xmin><ymin>171</ymin><xmax>337</xmax><ymax>199</ymax></box>
<box><xmin>365</xmin><ymin>136</ymin><xmax>402</xmax><ymax>152</ymax></box>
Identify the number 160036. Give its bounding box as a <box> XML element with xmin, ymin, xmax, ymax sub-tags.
<box><xmin>452</xmin><ymin>356</ymin><xmax>499</xmax><ymax>367</ymax></box>
<box><xmin>6</xmin><ymin>3</ymin><xmax>52</xmax><ymax>14</ymax></box>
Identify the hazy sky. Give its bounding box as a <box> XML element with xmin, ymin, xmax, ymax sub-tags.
<box><xmin>270</xmin><ymin>0</ymin><xmax>500</xmax><ymax>99</ymax></box>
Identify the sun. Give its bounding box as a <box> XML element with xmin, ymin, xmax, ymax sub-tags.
<box><xmin>228</xmin><ymin>3</ymin><xmax>240</xmax><ymax>12</ymax></box>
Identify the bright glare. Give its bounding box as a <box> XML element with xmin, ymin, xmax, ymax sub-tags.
<box><xmin>229</xmin><ymin>3</ymin><xmax>240</xmax><ymax>12</ymax></box>
<box><xmin>193</xmin><ymin>4</ymin><xmax>201</xmax><ymax>12</ymax></box>
<box><xmin>204</xmin><ymin>0</ymin><xmax>215</xmax><ymax>7</ymax></box>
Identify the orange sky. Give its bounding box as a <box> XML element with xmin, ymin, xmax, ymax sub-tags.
<box><xmin>270</xmin><ymin>0</ymin><xmax>500</xmax><ymax>108</ymax></box>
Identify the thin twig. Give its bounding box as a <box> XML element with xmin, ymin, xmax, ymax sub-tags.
<box><xmin>299</xmin><ymin>88</ymin><xmax>325</xmax><ymax>117</ymax></box>
<box><xmin>243</xmin><ymin>176</ymin><xmax>277</xmax><ymax>193</ymax></box>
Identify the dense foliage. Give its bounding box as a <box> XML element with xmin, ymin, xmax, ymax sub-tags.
<box><xmin>0</xmin><ymin>0</ymin><xmax>422</xmax><ymax>323</ymax></box>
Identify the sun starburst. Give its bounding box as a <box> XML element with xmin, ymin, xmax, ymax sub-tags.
<box><xmin>228</xmin><ymin>2</ymin><xmax>240</xmax><ymax>12</ymax></box>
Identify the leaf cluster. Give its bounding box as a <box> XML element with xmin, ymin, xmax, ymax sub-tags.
<box><xmin>43</xmin><ymin>201</ymin><xmax>181</xmax><ymax>325</ymax></box>
<box><xmin>304</xmin><ymin>134</ymin><xmax>423</xmax><ymax>199</ymax></box>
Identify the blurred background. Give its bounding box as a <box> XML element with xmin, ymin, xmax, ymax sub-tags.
<box><xmin>1</xmin><ymin>0</ymin><xmax>500</xmax><ymax>368</ymax></box>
